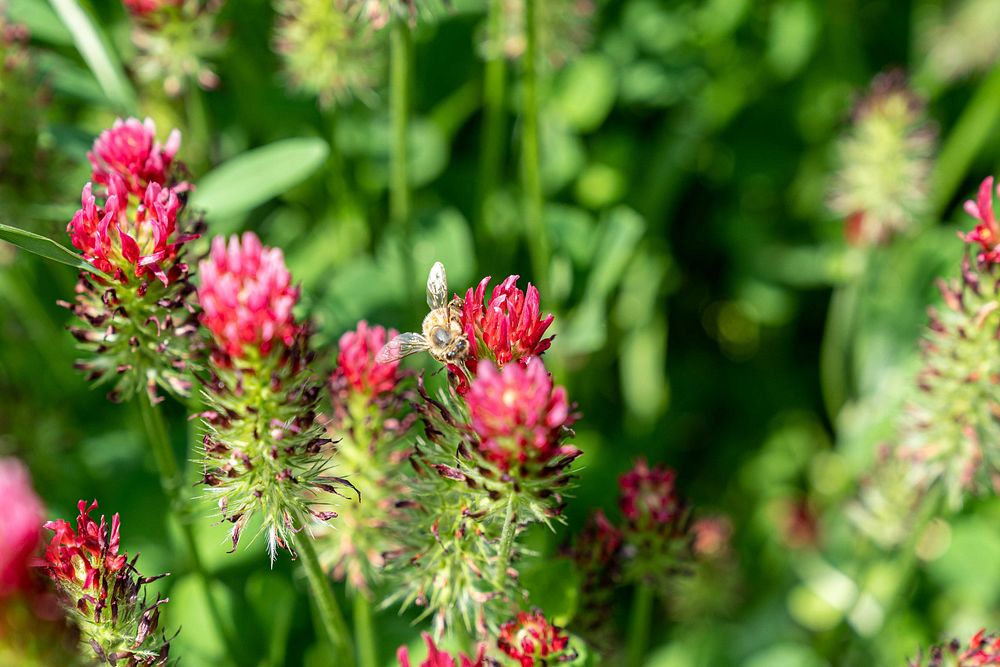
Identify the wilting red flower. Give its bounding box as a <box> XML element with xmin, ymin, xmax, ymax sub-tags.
<box><xmin>67</xmin><ymin>178</ymin><xmax>188</xmax><ymax>285</ymax></box>
<box><xmin>910</xmin><ymin>629</ymin><xmax>1000</xmax><ymax>666</ymax></box>
<box><xmin>0</xmin><ymin>458</ymin><xmax>44</xmax><ymax>597</ymax></box>
<box><xmin>466</xmin><ymin>357</ymin><xmax>577</xmax><ymax>472</ymax></box>
<box><xmin>462</xmin><ymin>275</ymin><xmax>554</xmax><ymax>370</ymax></box>
<box><xmin>497</xmin><ymin>610</ymin><xmax>574</xmax><ymax>667</ymax></box>
<box><xmin>397</xmin><ymin>632</ymin><xmax>487</xmax><ymax>667</ymax></box>
<box><xmin>198</xmin><ymin>232</ymin><xmax>300</xmax><ymax>359</ymax></box>
<box><xmin>88</xmin><ymin>116</ymin><xmax>181</xmax><ymax>196</ymax></box>
<box><xmin>961</xmin><ymin>176</ymin><xmax>1000</xmax><ymax>266</ymax></box>
<box><xmin>43</xmin><ymin>500</ymin><xmax>126</xmax><ymax>593</ymax></box>
<box><xmin>334</xmin><ymin>321</ymin><xmax>401</xmax><ymax>396</ymax></box>
<box><xmin>619</xmin><ymin>459</ymin><xmax>681</xmax><ymax>528</ymax></box>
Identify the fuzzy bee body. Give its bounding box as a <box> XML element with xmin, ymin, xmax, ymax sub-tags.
<box><xmin>376</xmin><ymin>262</ymin><xmax>469</xmax><ymax>365</ymax></box>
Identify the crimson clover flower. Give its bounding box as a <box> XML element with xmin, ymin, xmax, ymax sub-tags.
<box><xmin>197</xmin><ymin>232</ymin><xmax>299</xmax><ymax>359</ymax></box>
<box><xmin>87</xmin><ymin>117</ymin><xmax>182</xmax><ymax>197</ymax></box>
<box><xmin>466</xmin><ymin>356</ymin><xmax>577</xmax><ymax>474</ymax></box>
<box><xmin>497</xmin><ymin>610</ymin><xmax>575</xmax><ymax>667</ymax></box>
<box><xmin>316</xmin><ymin>320</ymin><xmax>413</xmax><ymax>592</ymax></box>
<box><xmin>122</xmin><ymin>0</ymin><xmax>182</xmax><ymax>18</ymax></box>
<box><xmin>333</xmin><ymin>320</ymin><xmax>402</xmax><ymax>398</ymax></box>
<box><xmin>397</xmin><ymin>632</ymin><xmax>488</xmax><ymax>667</ymax></box>
<box><xmin>461</xmin><ymin>275</ymin><xmax>553</xmax><ymax>373</ymax></box>
<box><xmin>961</xmin><ymin>176</ymin><xmax>1000</xmax><ymax>266</ymax></box>
<box><xmin>909</xmin><ymin>629</ymin><xmax>1000</xmax><ymax>666</ymax></box>
<box><xmin>42</xmin><ymin>500</ymin><xmax>173</xmax><ymax>665</ymax></box>
<box><xmin>197</xmin><ymin>232</ymin><xmax>356</xmax><ymax>562</ymax></box>
<box><xmin>63</xmin><ymin>117</ymin><xmax>200</xmax><ymax>403</ymax></box>
<box><xmin>0</xmin><ymin>458</ymin><xmax>44</xmax><ymax>598</ymax></box>
<box><xmin>618</xmin><ymin>459</ymin><xmax>693</xmax><ymax>589</ymax></box>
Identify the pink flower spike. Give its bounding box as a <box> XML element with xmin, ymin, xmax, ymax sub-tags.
<box><xmin>122</xmin><ymin>0</ymin><xmax>182</xmax><ymax>17</ymax></box>
<box><xmin>462</xmin><ymin>275</ymin><xmax>554</xmax><ymax>371</ymax></box>
<box><xmin>466</xmin><ymin>357</ymin><xmax>577</xmax><ymax>472</ymax></box>
<box><xmin>334</xmin><ymin>321</ymin><xmax>402</xmax><ymax>396</ymax></box>
<box><xmin>397</xmin><ymin>633</ymin><xmax>487</xmax><ymax>667</ymax></box>
<box><xmin>197</xmin><ymin>232</ymin><xmax>301</xmax><ymax>359</ymax></box>
<box><xmin>961</xmin><ymin>176</ymin><xmax>1000</xmax><ymax>266</ymax></box>
<box><xmin>619</xmin><ymin>459</ymin><xmax>682</xmax><ymax>528</ymax></box>
<box><xmin>0</xmin><ymin>458</ymin><xmax>44</xmax><ymax>597</ymax></box>
<box><xmin>88</xmin><ymin>116</ymin><xmax>181</xmax><ymax>195</ymax></box>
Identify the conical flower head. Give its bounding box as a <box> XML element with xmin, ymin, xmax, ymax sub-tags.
<box><xmin>497</xmin><ymin>610</ymin><xmax>575</xmax><ymax>667</ymax></box>
<box><xmin>462</xmin><ymin>275</ymin><xmax>554</xmax><ymax>372</ymax></box>
<box><xmin>466</xmin><ymin>357</ymin><xmax>575</xmax><ymax>473</ymax></box>
<box><xmin>619</xmin><ymin>459</ymin><xmax>682</xmax><ymax>528</ymax></box>
<box><xmin>829</xmin><ymin>70</ymin><xmax>935</xmax><ymax>246</ymax></box>
<box><xmin>909</xmin><ymin>629</ymin><xmax>1000</xmax><ymax>666</ymax></box>
<box><xmin>397</xmin><ymin>632</ymin><xmax>488</xmax><ymax>667</ymax></box>
<box><xmin>0</xmin><ymin>458</ymin><xmax>43</xmax><ymax>597</ymax></box>
<box><xmin>87</xmin><ymin>117</ymin><xmax>181</xmax><ymax>197</ymax></box>
<box><xmin>961</xmin><ymin>176</ymin><xmax>1000</xmax><ymax>266</ymax></box>
<box><xmin>334</xmin><ymin>320</ymin><xmax>402</xmax><ymax>398</ymax></box>
<box><xmin>274</xmin><ymin>0</ymin><xmax>385</xmax><ymax>108</ymax></box>
<box><xmin>68</xmin><ymin>178</ymin><xmax>187</xmax><ymax>286</ymax></box>
<box><xmin>42</xmin><ymin>500</ymin><xmax>173</xmax><ymax>665</ymax></box>
<box><xmin>122</xmin><ymin>0</ymin><xmax>182</xmax><ymax>18</ymax></box>
<box><xmin>197</xmin><ymin>232</ymin><xmax>300</xmax><ymax>359</ymax></box>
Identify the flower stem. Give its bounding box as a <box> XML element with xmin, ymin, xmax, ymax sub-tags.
<box><xmin>477</xmin><ymin>0</ymin><xmax>507</xmax><ymax>239</ymax></box>
<box><xmin>494</xmin><ymin>492</ymin><xmax>518</xmax><ymax>590</ymax></box>
<box><xmin>626</xmin><ymin>584</ymin><xmax>654</xmax><ymax>667</ymax></box>
<box><xmin>353</xmin><ymin>594</ymin><xmax>378</xmax><ymax>667</ymax></box>
<box><xmin>520</xmin><ymin>0</ymin><xmax>549</xmax><ymax>289</ymax></box>
<box><xmin>294</xmin><ymin>532</ymin><xmax>355</xmax><ymax>666</ymax></box>
<box><xmin>137</xmin><ymin>395</ymin><xmax>245</xmax><ymax>665</ymax></box>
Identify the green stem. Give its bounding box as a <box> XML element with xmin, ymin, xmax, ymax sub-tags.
<box><xmin>626</xmin><ymin>584</ymin><xmax>654</xmax><ymax>667</ymax></box>
<box><xmin>390</xmin><ymin>18</ymin><xmax>416</xmax><ymax>297</ymax></box>
<box><xmin>477</xmin><ymin>0</ymin><xmax>507</xmax><ymax>239</ymax></box>
<box><xmin>137</xmin><ymin>396</ymin><xmax>244</xmax><ymax>666</ymax></box>
<box><xmin>294</xmin><ymin>533</ymin><xmax>355</xmax><ymax>666</ymax></box>
<box><xmin>353</xmin><ymin>594</ymin><xmax>378</xmax><ymax>667</ymax></box>
<box><xmin>494</xmin><ymin>493</ymin><xmax>517</xmax><ymax>590</ymax></box>
<box><xmin>520</xmin><ymin>0</ymin><xmax>548</xmax><ymax>289</ymax></box>
<box><xmin>931</xmin><ymin>61</ymin><xmax>1000</xmax><ymax>218</ymax></box>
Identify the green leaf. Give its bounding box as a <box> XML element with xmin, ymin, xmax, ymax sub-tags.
<box><xmin>0</xmin><ymin>222</ymin><xmax>110</xmax><ymax>279</ymax></box>
<box><xmin>8</xmin><ymin>0</ymin><xmax>73</xmax><ymax>45</ymax></box>
<box><xmin>191</xmin><ymin>138</ymin><xmax>330</xmax><ymax>226</ymax></box>
<box><xmin>48</xmin><ymin>0</ymin><xmax>137</xmax><ymax>112</ymax></box>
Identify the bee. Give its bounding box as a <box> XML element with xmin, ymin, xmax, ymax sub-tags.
<box><xmin>376</xmin><ymin>261</ymin><xmax>469</xmax><ymax>365</ymax></box>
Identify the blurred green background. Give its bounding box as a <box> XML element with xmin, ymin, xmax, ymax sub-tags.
<box><xmin>3</xmin><ymin>0</ymin><xmax>1000</xmax><ymax>664</ymax></box>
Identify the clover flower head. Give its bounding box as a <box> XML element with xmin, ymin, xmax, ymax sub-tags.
<box><xmin>334</xmin><ymin>320</ymin><xmax>402</xmax><ymax>397</ymax></box>
<box><xmin>462</xmin><ymin>275</ymin><xmax>553</xmax><ymax>370</ymax></box>
<box><xmin>0</xmin><ymin>458</ymin><xmax>44</xmax><ymax>597</ymax></box>
<box><xmin>397</xmin><ymin>632</ymin><xmax>487</xmax><ymax>667</ymax></box>
<box><xmin>961</xmin><ymin>176</ymin><xmax>1000</xmax><ymax>266</ymax></box>
<box><xmin>619</xmin><ymin>459</ymin><xmax>681</xmax><ymax>527</ymax></box>
<box><xmin>68</xmin><ymin>178</ymin><xmax>187</xmax><ymax>286</ymax></box>
<box><xmin>88</xmin><ymin>116</ymin><xmax>181</xmax><ymax>196</ymax></box>
<box><xmin>123</xmin><ymin>0</ymin><xmax>182</xmax><ymax>17</ymax></box>
<box><xmin>909</xmin><ymin>629</ymin><xmax>1000</xmax><ymax>666</ymax></box>
<box><xmin>497</xmin><ymin>610</ymin><xmax>575</xmax><ymax>667</ymax></box>
<box><xmin>466</xmin><ymin>357</ymin><xmax>576</xmax><ymax>472</ymax></box>
<box><xmin>198</xmin><ymin>232</ymin><xmax>300</xmax><ymax>359</ymax></box>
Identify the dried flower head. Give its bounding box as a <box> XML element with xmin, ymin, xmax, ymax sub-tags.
<box><xmin>0</xmin><ymin>458</ymin><xmax>43</xmax><ymax>597</ymax></box>
<box><xmin>358</xmin><ymin>0</ymin><xmax>451</xmax><ymax>30</ymax></box>
<box><xmin>274</xmin><ymin>0</ymin><xmax>385</xmax><ymax>108</ymax></box>
<box><xmin>198</xmin><ymin>232</ymin><xmax>300</xmax><ymax>359</ymax></box>
<box><xmin>127</xmin><ymin>0</ymin><xmax>223</xmax><ymax>96</ymax></box>
<box><xmin>461</xmin><ymin>275</ymin><xmax>554</xmax><ymax>374</ymax></box>
<box><xmin>43</xmin><ymin>500</ymin><xmax>173</xmax><ymax>665</ymax></box>
<box><xmin>397</xmin><ymin>632</ymin><xmax>488</xmax><ymax>667</ymax></box>
<box><xmin>197</xmin><ymin>234</ymin><xmax>356</xmax><ymax>562</ymax></box>
<box><xmin>909</xmin><ymin>629</ymin><xmax>1000</xmax><ymax>666</ymax></box>
<box><xmin>618</xmin><ymin>459</ymin><xmax>693</xmax><ymax>589</ymax></box>
<box><xmin>921</xmin><ymin>0</ymin><xmax>1000</xmax><ymax>83</ymax></box>
<box><xmin>466</xmin><ymin>357</ymin><xmax>576</xmax><ymax>473</ymax></box>
<box><xmin>88</xmin><ymin>117</ymin><xmax>181</xmax><ymax>197</ymax></box>
<box><xmin>497</xmin><ymin>610</ymin><xmax>575</xmax><ymax>667</ymax></box>
<box><xmin>829</xmin><ymin>70</ymin><xmax>935</xmax><ymax>246</ymax></box>
<box><xmin>961</xmin><ymin>176</ymin><xmax>1000</xmax><ymax>266</ymax></box>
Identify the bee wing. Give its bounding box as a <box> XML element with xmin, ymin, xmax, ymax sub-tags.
<box><xmin>426</xmin><ymin>261</ymin><xmax>448</xmax><ymax>310</ymax></box>
<box><xmin>376</xmin><ymin>332</ymin><xmax>429</xmax><ymax>363</ymax></box>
